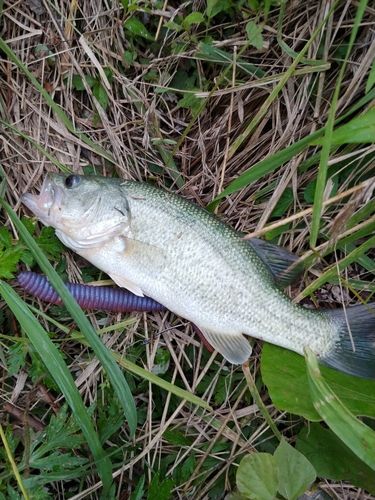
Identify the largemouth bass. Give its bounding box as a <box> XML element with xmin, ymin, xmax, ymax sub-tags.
<box><xmin>21</xmin><ymin>173</ymin><xmax>375</xmax><ymax>379</ymax></box>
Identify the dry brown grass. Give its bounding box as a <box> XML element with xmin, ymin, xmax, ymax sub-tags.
<box><xmin>1</xmin><ymin>0</ymin><xmax>375</xmax><ymax>498</ymax></box>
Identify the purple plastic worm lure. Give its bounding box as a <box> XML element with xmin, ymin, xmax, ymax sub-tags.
<box><xmin>17</xmin><ymin>271</ymin><xmax>166</xmax><ymax>312</ymax></box>
<box><xmin>17</xmin><ymin>271</ymin><xmax>214</xmax><ymax>352</ymax></box>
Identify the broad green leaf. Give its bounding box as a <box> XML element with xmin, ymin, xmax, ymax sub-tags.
<box><xmin>248</xmin><ymin>0</ymin><xmax>260</xmax><ymax>8</ymax></box>
<box><xmin>103</xmin><ymin>67</ymin><xmax>114</xmax><ymax>83</ymax></box>
<box><xmin>130</xmin><ymin>475</ymin><xmax>145</xmax><ymax>500</ymax></box>
<box><xmin>164</xmin><ymin>21</ymin><xmax>183</xmax><ymax>31</ymax></box>
<box><xmin>147</xmin><ymin>470</ymin><xmax>174</xmax><ymax>500</ymax></box>
<box><xmin>261</xmin><ymin>343</ymin><xmax>375</xmax><ymax>421</ymax></box>
<box><xmin>270</xmin><ymin>187</ymin><xmax>293</xmax><ymax>217</ymax></box>
<box><xmin>296</xmin><ymin>423</ymin><xmax>375</xmax><ymax>494</ymax></box>
<box><xmin>0</xmin><ymin>227</ymin><xmax>12</xmax><ymax>247</ymax></box>
<box><xmin>177</xmin><ymin>91</ymin><xmax>204</xmax><ymax>114</ymax></box>
<box><xmin>183</xmin><ymin>12</ymin><xmax>205</xmax><ymax>26</ymax></box>
<box><xmin>85</xmin><ymin>75</ymin><xmax>98</xmax><ymax>88</ymax></box>
<box><xmin>206</xmin><ymin>0</ymin><xmax>232</xmax><ymax>18</ymax></box>
<box><xmin>5</xmin><ymin>485</ymin><xmax>20</xmax><ymax>500</ymax></box>
<box><xmin>124</xmin><ymin>18</ymin><xmax>154</xmax><ymax>40</ymax></box>
<box><xmin>93</xmin><ymin>83</ymin><xmax>109</xmax><ymax>110</ymax></box>
<box><xmin>179</xmin><ymin>451</ymin><xmax>195</xmax><ymax>484</ymax></box>
<box><xmin>0</xmin><ymin>247</ymin><xmax>24</xmax><ymax>279</ymax></box>
<box><xmin>34</xmin><ymin>226</ymin><xmax>65</xmax><ymax>261</ymax></box>
<box><xmin>236</xmin><ymin>453</ymin><xmax>278</xmax><ymax>500</ymax></box>
<box><xmin>305</xmin><ymin>347</ymin><xmax>375</xmax><ymax>470</ymax></box>
<box><xmin>123</xmin><ymin>49</ymin><xmax>135</xmax><ymax>65</ymax></box>
<box><xmin>35</xmin><ymin>44</ymin><xmax>56</xmax><ymax>65</ymax></box>
<box><xmin>312</xmin><ymin>107</ymin><xmax>375</xmax><ymax>145</ymax></box>
<box><xmin>274</xmin><ymin>439</ymin><xmax>316</xmax><ymax>500</ymax></box>
<box><xmin>245</xmin><ymin>21</ymin><xmax>263</xmax><ymax>50</ymax></box>
<box><xmin>163</xmin><ymin>430</ymin><xmax>191</xmax><ymax>447</ymax></box>
<box><xmin>71</xmin><ymin>74</ymin><xmax>85</xmax><ymax>90</ymax></box>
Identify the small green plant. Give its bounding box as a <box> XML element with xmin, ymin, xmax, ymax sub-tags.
<box><xmin>68</xmin><ymin>68</ymin><xmax>114</xmax><ymax>125</ymax></box>
<box><xmin>231</xmin><ymin>439</ymin><xmax>316</xmax><ymax>500</ymax></box>
<box><xmin>129</xmin><ymin>471</ymin><xmax>174</xmax><ymax>500</ymax></box>
<box><xmin>0</xmin><ymin>222</ymin><xmax>64</xmax><ymax>280</ymax></box>
<box><xmin>0</xmin><ymin>405</ymin><xmax>89</xmax><ymax>499</ymax></box>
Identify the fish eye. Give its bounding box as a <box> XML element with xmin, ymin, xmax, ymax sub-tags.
<box><xmin>64</xmin><ymin>175</ymin><xmax>81</xmax><ymax>189</ymax></box>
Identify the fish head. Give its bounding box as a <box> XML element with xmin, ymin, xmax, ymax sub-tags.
<box><xmin>21</xmin><ymin>173</ymin><xmax>131</xmax><ymax>250</ymax></box>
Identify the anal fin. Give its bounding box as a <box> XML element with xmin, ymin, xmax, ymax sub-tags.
<box><xmin>199</xmin><ymin>327</ymin><xmax>252</xmax><ymax>364</ymax></box>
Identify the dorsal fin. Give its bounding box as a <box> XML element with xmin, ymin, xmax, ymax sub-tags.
<box><xmin>247</xmin><ymin>237</ymin><xmax>305</xmax><ymax>288</ymax></box>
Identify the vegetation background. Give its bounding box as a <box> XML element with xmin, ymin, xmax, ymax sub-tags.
<box><xmin>0</xmin><ymin>0</ymin><xmax>375</xmax><ymax>499</ymax></box>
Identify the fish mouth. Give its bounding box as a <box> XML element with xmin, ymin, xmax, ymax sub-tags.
<box><xmin>21</xmin><ymin>173</ymin><xmax>62</xmax><ymax>226</ymax></box>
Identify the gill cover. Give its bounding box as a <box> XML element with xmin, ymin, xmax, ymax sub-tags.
<box><xmin>55</xmin><ymin>174</ymin><xmax>132</xmax><ymax>248</ymax></box>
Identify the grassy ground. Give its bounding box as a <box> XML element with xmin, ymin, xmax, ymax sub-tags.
<box><xmin>1</xmin><ymin>0</ymin><xmax>375</xmax><ymax>499</ymax></box>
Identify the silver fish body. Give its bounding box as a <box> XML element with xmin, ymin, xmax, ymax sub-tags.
<box><xmin>21</xmin><ymin>174</ymin><xmax>375</xmax><ymax>378</ymax></box>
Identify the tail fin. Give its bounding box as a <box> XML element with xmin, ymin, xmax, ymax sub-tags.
<box><xmin>321</xmin><ymin>303</ymin><xmax>375</xmax><ymax>379</ymax></box>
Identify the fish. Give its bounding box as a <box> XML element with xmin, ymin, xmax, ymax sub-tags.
<box><xmin>21</xmin><ymin>173</ymin><xmax>375</xmax><ymax>379</ymax></box>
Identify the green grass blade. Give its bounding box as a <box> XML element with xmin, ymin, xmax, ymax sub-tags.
<box><xmin>195</xmin><ymin>43</ymin><xmax>265</xmax><ymax>78</ymax></box>
<box><xmin>115</xmin><ymin>353</ymin><xmax>212</xmax><ymax>410</ymax></box>
<box><xmin>0</xmin><ymin>282</ymin><xmax>113</xmax><ymax>494</ymax></box>
<box><xmin>309</xmin><ymin>0</ymin><xmax>368</xmax><ymax>248</ymax></box>
<box><xmin>312</xmin><ymin>107</ymin><xmax>375</xmax><ymax>145</ymax></box>
<box><xmin>0</xmin><ymin>423</ymin><xmax>30</xmax><ymax>499</ymax></box>
<box><xmin>207</xmin><ymin>88</ymin><xmax>375</xmax><ymax>211</ymax></box>
<box><xmin>206</xmin><ymin>131</ymin><xmax>324</xmax><ymax>211</ymax></box>
<box><xmin>297</xmin><ymin>234</ymin><xmax>375</xmax><ymax>299</ymax></box>
<box><xmin>1</xmin><ymin>199</ymin><xmax>137</xmax><ymax>436</ymax></box>
<box><xmin>305</xmin><ymin>347</ymin><xmax>375</xmax><ymax>470</ymax></box>
<box><xmin>227</xmin><ymin>1</ymin><xmax>339</xmax><ymax>159</ymax></box>
<box><xmin>28</xmin><ymin>304</ymin><xmax>212</xmax><ymax>411</ymax></box>
<box><xmin>242</xmin><ymin>361</ymin><xmax>282</xmax><ymax>441</ymax></box>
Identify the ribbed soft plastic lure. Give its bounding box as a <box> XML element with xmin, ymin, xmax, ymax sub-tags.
<box><xmin>18</xmin><ymin>271</ymin><xmax>165</xmax><ymax>312</ymax></box>
<box><xmin>17</xmin><ymin>271</ymin><xmax>214</xmax><ymax>351</ymax></box>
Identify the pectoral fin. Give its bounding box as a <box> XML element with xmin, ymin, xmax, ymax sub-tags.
<box><xmin>109</xmin><ymin>272</ymin><xmax>144</xmax><ymax>297</ymax></box>
<box><xmin>108</xmin><ymin>236</ymin><xmax>166</xmax><ymax>296</ymax></box>
<box><xmin>118</xmin><ymin>236</ymin><xmax>166</xmax><ymax>269</ymax></box>
<box><xmin>199</xmin><ymin>328</ymin><xmax>252</xmax><ymax>364</ymax></box>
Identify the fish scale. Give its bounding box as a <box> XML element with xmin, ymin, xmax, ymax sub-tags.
<box><xmin>121</xmin><ymin>182</ymin><xmax>333</xmax><ymax>354</ymax></box>
<box><xmin>21</xmin><ymin>173</ymin><xmax>375</xmax><ymax>378</ymax></box>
